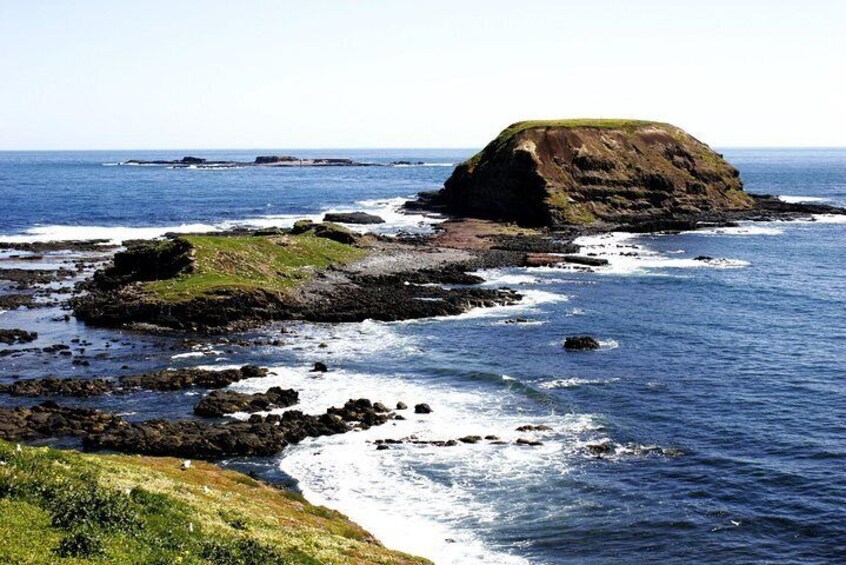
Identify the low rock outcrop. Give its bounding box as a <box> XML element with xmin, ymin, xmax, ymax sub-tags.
<box><xmin>323</xmin><ymin>212</ymin><xmax>386</xmax><ymax>224</ymax></box>
<box><xmin>193</xmin><ymin>386</ymin><xmax>299</xmax><ymax>418</ymax></box>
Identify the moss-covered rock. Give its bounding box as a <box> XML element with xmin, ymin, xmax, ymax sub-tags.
<box><xmin>434</xmin><ymin>119</ymin><xmax>754</xmax><ymax>226</ymax></box>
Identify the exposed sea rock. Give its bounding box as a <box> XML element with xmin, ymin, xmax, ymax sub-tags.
<box><xmin>193</xmin><ymin>386</ymin><xmax>299</xmax><ymax>418</ymax></box>
<box><xmin>121</xmin><ymin>155</ymin><xmax>378</xmax><ymax>168</ymax></box>
<box><xmin>84</xmin><ymin>398</ymin><xmax>392</xmax><ymax>460</ymax></box>
<box><xmin>322</xmin><ymin>212</ymin><xmax>386</xmax><ymax>224</ymax></box>
<box><xmin>0</xmin><ymin>328</ymin><xmax>38</xmax><ymax>345</ymax></box>
<box><xmin>564</xmin><ymin>336</ymin><xmax>601</xmax><ymax>351</ymax></box>
<box><xmin>0</xmin><ymin>365</ymin><xmax>268</xmax><ymax>398</ymax></box>
<box><xmin>0</xmin><ymin>402</ymin><xmax>122</xmax><ymax>441</ymax></box>
<box><xmin>119</xmin><ymin>365</ymin><xmax>267</xmax><ymax>392</ymax></box>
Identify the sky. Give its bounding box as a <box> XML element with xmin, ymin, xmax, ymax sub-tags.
<box><xmin>1</xmin><ymin>0</ymin><xmax>844</xmax><ymax>150</ymax></box>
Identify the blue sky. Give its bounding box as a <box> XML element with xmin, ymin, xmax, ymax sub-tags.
<box><xmin>1</xmin><ymin>0</ymin><xmax>844</xmax><ymax>149</ymax></box>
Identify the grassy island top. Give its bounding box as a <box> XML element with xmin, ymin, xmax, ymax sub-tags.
<box><xmin>0</xmin><ymin>440</ymin><xmax>428</xmax><ymax>564</ymax></box>
<box><xmin>146</xmin><ymin>232</ymin><xmax>368</xmax><ymax>302</ymax></box>
<box><xmin>466</xmin><ymin>119</ymin><xmax>672</xmax><ymax>166</ymax></box>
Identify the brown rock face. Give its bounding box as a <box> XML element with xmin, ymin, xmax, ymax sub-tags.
<box><xmin>436</xmin><ymin>120</ymin><xmax>754</xmax><ymax>227</ymax></box>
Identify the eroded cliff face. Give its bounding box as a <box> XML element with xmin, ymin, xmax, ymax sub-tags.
<box><xmin>437</xmin><ymin>120</ymin><xmax>754</xmax><ymax>226</ymax></box>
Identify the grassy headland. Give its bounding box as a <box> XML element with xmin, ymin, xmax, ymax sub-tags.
<box><xmin>0</xmin><ymin>440</ymin><xmax>428</xmax><ymax>564</ymax></box>
<box><xmin>145</xmin><ymin>232</ymin><xmax>368</xmax><ymax>303</ymax></box>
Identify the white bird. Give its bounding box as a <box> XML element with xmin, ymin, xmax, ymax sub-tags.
<box><xmin>731</xmin><ymin>520</ymin><xmax>741</xmax><ymax>527</ymax></box>
<box><xmin>181</xmin><ymin>460</ymin><xmax>192</xmax><ymax>470</ymax></box>
<box><xmin>15</xmin><ymin>444</ymin><xmax>22</xmax><ymax>453</ymax></box>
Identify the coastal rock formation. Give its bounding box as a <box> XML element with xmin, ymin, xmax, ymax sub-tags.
<box><xmin>424</xmin><ymin>120</ymin><xmax>754</xmax><ymax>227</ymax></box>
<box><xmin>193</xmin><ymin>386</ymin><xmax>299</xmax><ymax>418</ymax></box>
<box><xmin>73</xmin><ymin>230</ymin><xmax>522</xmax><ymax>332</ymax></box>
<box><xmin>0</xmin><ymin>365</ymin><xmax>268</xmax><ymax>397</ymax></box>
<box><xmin>0</xmin><ymin>328</ymin><xmax>38</xmax><ymax>345</ymax></box>
<box><xmin>323</xmin><ymin>212</ymin><xmax>386</xmax><ymax>224</ymax></box>
<box><xmin>119</xmin><ymin>365</ymin><xmax>267</xmax><ymax>392</ymax></box>
<box><xmin>0</xmin><ymin>403</ymin><xmax>122</xmax><ymax>441</ymax></box>
<box><xmin>85</xmin><ymin>398</ymin><xmax>391</xmax><ymax>459</ymax></box>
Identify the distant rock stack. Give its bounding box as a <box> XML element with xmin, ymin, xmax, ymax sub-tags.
<box><xmin>431</xmin><ymin>120</ymin><xmax>754</xmax><ymax>227</ymax></box>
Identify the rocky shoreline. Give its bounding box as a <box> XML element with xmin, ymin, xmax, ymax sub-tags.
<box><xmin>3</xmin><ymin>124</ymin><xmax>846</xmax><ymax>553</ymax></box>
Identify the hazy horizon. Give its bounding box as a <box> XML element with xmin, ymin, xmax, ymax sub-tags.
<box><xmin>2</xmin><ymin>0</ymin><xmax>845</xmax><ymax>150</ymax></box>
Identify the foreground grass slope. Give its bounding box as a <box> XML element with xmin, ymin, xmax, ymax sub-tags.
<box><xmin>0</xmin><ymin>441</ymin><xmax>428</xmax><ymax>564</ymax></box>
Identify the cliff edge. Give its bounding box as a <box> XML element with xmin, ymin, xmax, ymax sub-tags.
<box><xmin>430</xmin><ymin>119</ymin><xmax>754</xmax><ymax>226</ymax></box>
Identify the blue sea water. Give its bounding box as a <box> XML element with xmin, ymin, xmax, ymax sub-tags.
<box><xmin>1</xmin><ymin>148</ymin><xmax>845</xmax><ymax>564</ymax></box>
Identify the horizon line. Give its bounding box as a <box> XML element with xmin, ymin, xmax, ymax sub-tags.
<box><xmin>3</xmin><ymin>145</ymin><xmax>846</xmax><ymax>153</ymax></box>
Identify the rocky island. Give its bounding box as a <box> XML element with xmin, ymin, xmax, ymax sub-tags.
<box><xmin>71</xmin><ymin>120</ymin><xmax>846</xmax><ymax>334</ymax></box>
<box><xmin>411</xmin><ymin>119</ymin><xmax>846</xmax><ymax>231</ymax></box>
<box><xmin>123</xmin><ymin>155</ymin><xmax>384</xmax><ymax>168</ymax></box>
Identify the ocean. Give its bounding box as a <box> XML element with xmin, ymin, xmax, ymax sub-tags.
<box><xmin>1</xmin><ymin>148</ymin><xmax>845</xmax><ymax>564</ymax></box>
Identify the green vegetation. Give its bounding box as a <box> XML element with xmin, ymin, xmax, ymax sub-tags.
<box><xmin>466</xmin><ymin>119</ymin><xmax>669</xmax><ymax>167</ymax></box>
<box><xmin>0</xmin><ymin>440</ymin><xmax>429</xmax><ymax>564</ymax></box>
<box><xmin>546</xmin><ymin>191</ymin><xmax>597</xmax><ymax>225</ymax></box>
<box><xmin>146</xmin><ymin>233</ymin><xmax>368</xmax><ymax>302</ymax></box>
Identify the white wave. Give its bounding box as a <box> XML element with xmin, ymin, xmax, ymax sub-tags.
<box><xmin>539</xmin><ymin>377</ymin><xmax>620</xmax><ymax>389</ymax></box>
<box><xmin>0</xmin><ymin>223</ymin><xmax>218</xmax><ymax>245</ymax></box>
<box><xmin>778</xmin><ymin>195</ymin><xmax>830</xmax><ymax>203</ymax></box>
<box><xmin>327</xmin><ymin>196</ymin><xmax>446</xmax><ymax>235</ymax></box>
<box><xmin>474</xmin><ymin>269</ymin><xmax>540</xmax><ymax>287</ymax></box>
<box><xmin>810</xmin><ymin>214</ymin><xmax>846</xmax><ymax>224</ymax></box>
<box><xmin>236</xmin><ymin>363</ymin><xmax>598</xmax><ymax>565</ymax></box>
<box><xmin>442</xmin><ymin>289</ymin><xmax>569</xmax><ymax>321</ymax></box>
<box><xmin>694</xmin><ymin>224</ymin><xmax>784</xmax><ymax>236</ymax></box>
<box><xmin>598</xmin><ymin>339</ymin><xmax>619</xmax><ymax>349</ymax></box>
<box><xmin>568</xmin><ymin>231</ymin><xmax>752</xmax><ymax>276</ymax></box>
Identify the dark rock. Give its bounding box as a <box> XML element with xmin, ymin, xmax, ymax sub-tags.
<box><xmin>563</xmin><ymin>336</ymin><xmax>601</xmax><ymax>351</ymax></box>
<box><xmin>694</xmin><ymin>255</ymin><xmax>714</xmax><ymax>261</ymax></box>
<box><xmin>516</xmin><ymin>425</ymin><xmax>553</xmax><ymax>432</ymax></box>
<box><xmin>459</xmin><ymin>435</ymin><xmax>482</xmax><ymax>444</ymax></box>
<box><xmin>322</xmin><ymin>212</ymin><xmax>385</xmax><ymax>225</ymax></box>
<box><xmin>0</xmin><ymin>329</ymin><xmax>38</xmax><ymax>345</ymax></box>
<box><xmin>0</xmin><ymin>403</ymin><xmax>122</xmax><ymax>441</ymax></box>
<box><xmin>516</xmin><ymin>438</ymin><xmax>543</xmax><ymax>446</ymax></box>
<box><xmin>396</xmin><ymin>401</ymin><xmax>408</xmax><ymax>410</ymax></box>
<box><xmin>586</xmin><ymin>443</ymin><xmax>613</xmax><ymax>456</ymax></box>
<box><xmin>414</xmin><ymin>403</ymin><xmax>432</xmax><ymax>414</ymax></box>
<box><xmin>120</xmin><ymin>365</ymin><xmax>267</xmax><ymax>392</ymax></box>
<box><xmin>310</xmin><ymin>362</ymin><xmax>328</xmax><ymax>373</ymax></box>
<box><xmin>193</xmin><ymin>386</ymin><xmax>299</xmax><ymax>418</ymax></box>
<box><xmin>560</xmin><ymin>255</ymin><xmax>609</xmax><ymax>267</ymax></box>
<box><xmin>84</xmin><ymin>397</ymin><xmax>387</xmax><ymax>460</ymax></box>
<box><xmin>254</xmin><ymin>155</ymin><xmax>296</xmax><ymax>164</ymax></box>
<box><xmin>0</xmin><ymin>377</ymin><xmax>113</xmax><ymax>398</ymax></box>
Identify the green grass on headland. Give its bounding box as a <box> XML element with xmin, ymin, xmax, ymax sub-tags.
<box><xmin>0</xmin><ymin>440</ymin><xmax>429</xmax><ymax>564</ymax></box>
<box><xmin>466</xmin><ymin>119</ymin><xmax>670</xmax><ymax>167</ymax></box>
<box><xmin>145</xmin><ymin>233</ymin><xmax>368</xmax><ymax>302</ymax></box>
